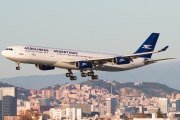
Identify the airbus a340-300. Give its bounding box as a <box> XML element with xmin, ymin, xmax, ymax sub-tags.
<box><xmin>1</xmin><ymin>33</ymin><xmax>174</xmax><ymax>80</ymax></box>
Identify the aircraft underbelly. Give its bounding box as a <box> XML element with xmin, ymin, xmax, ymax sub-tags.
<box><xmin>54</xmin><ymin>61</ymin><xmax>145</xmax><ymax>71</ymax></box>
<box><xmin>93</xmin><ymin>63</ymin><xmax>144</xmax><ymax>71</ymax></box>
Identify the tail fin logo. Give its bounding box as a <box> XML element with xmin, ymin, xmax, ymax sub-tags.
<box><xmin>142</xmin><ymin>45</ymin><xmax>152</xmax><ymax>50</ymax></box>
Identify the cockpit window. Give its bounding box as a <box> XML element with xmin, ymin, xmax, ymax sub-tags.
<box><xmin>5</xmin><ymin>48</ymin><xmax>13</xmax><ymax>51</ymax></box>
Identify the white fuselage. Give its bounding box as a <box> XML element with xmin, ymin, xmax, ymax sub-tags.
<box><xmin>1</xmin><ymin>45</ymin><xmax>147</xmax><ymax>71</ymax></box>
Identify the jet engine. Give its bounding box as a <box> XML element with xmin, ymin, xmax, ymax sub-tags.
<box><xmin>35</xmin><ymin>64</ymin><xmax>55</xmax><ymax>70</ymax></box>
<box><xmin>75</xmin><ymin>61</ymin><xmax>93</xmax><ymax>68</ymax></box>
<box><xmin>113</xmin><ymin>57</ymin><xmax>130</xmax><ymax>65</ymax></box>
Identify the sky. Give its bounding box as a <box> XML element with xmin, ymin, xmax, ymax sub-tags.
<box><xmin>0</xmin><ymin>0</ymin><xmax>180</xmax><ymax>78</ymax></box>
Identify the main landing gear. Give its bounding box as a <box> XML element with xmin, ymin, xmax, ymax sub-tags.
<box><xmin>65</xmin><ymin>69</ymin><xmax>77</xmax><ymax>81</ymax></box>
<box><xmin>65</xmin><ymin>69</ymin><xmax>99</xmax><ymax>81</ymax></box>
<box><xmin>81</xmin><ymin>70</ymin><xmax>98</xmax><ymax>80</ymax></box>
<box><xmin>16</xmin><ymin>62</ymin><xmax>21</xmax><ymax>70</ymax></box>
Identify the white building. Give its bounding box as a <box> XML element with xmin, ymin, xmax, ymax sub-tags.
<box><xmin>91</xmin><ymin>105</ymin><xmax>95</xmax><ymax>111</ymax></box>
<box><xmin>50</xmin><ymin>108</ymin><xmax>82</xmax><ymax>120</ymax></box>
<box><xmin>106</xmin><ymin>98</ymin><xmax>116</xmax><ymax>115</ymax></box>
<box><xmin>0</xmin><ymin>87</ymin><xmax>16</xmax><ymax>97</ymax></box>
<box><xmin>158</xmin><ymin>98</ymin><xmax>170</xmax><ymax>113</ymax></box>
<box><xmin>50</xmin><ymin>108</ymin><xmax>66</xmax><ymax>120</ymax></box>
<box><xmin>76</xmin><ymin>109</ymin><xmax>82</xmax><ymax>120</ymax></box>
<box><xmin>66</xmin><ymin>108</ymin><xmax>76</xmax><ymax>120</ymax></box>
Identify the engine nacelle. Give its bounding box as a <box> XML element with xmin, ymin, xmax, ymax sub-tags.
<box><xmin>113</xmin><ymin>57</ymin><xmax>130</xmax><ymax>65</ymax></box>
<box><xmin>35</xmin><ymin>64</ymin><xmax>55</xmax><ymax>70</ymax></box>
<box><xmin>76</xmin><ymin>61</ymin><xmax>92</xmax><ymax>68</ymax></box>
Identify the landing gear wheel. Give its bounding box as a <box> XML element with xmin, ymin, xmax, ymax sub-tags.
<box><xmin>16</xmin><ymin>67</ymin><xmax>20</xmax><ymax>70</ymax></box>
<box><xmin>70</xmin><ymin>76</ymin><xmax>74</xmax><ymax>80</ymax></box>
<box><xmin>66</xmin><ymin>73</ymin><xmax>70</xmax><ymax>77</ymax></box>
<box><xmin>87</xmin><ymin>72</ymin><xmax>91</xmax><ymax>76</ymax></box>
<box><xmin>91</xmin><ymin>75</ymin><xmax>98</xmax><ymax>80</ymax></box>
<box><xmin>94</xmin><ymin>75</ymin><xmax>98</xmax><ymax>79</ymax></box>
<box><xmin>90</xmin><ymin>72</ymin><xmax>94</xmax><ymax>76</ymax></box>
<box><xmin>15</xmin><ymin>62</ymin><xmax>20</xmax><ymax>70</ymax></box>
<box><xmin>70</xmin><ymin>76</ymin><xmax>77</xmax><ymax>81</ymax></box>
<box><xmin>73</xmin><ymin>76</ymin><xmax>77</xmax><ymax>80</ymax></box>
<box><xmin>81</xmin><ymin>73</ymin><xmax>87</xmax><ymax>77</ymax></box>
<box><xmin>69</xmin><ymin>73</ymin><xmax>73</xmax><ymax>77</ymax></box>
<box><xmin>66</xmin><ymin>69</ymin><xmax>73</xmax><ymax>77</ymax></box>
<box><xmin>88</xmin><ymin>72</ymin><xmax>94</xmax><ymax>76</ymax></box>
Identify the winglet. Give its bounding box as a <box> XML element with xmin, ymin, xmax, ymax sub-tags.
<box><xmin>160</xmin><ymin>46</ymin><xmax>169</xmax><ymax>52</ymax></box>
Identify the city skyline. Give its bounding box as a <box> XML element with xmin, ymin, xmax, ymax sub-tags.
<box><xmin>17</xmin><ymin>82</ymin><xmax>180</xmax><ymax>119</ymax></box>
<box><xmin>1</xmin><ymin>82</ymin><xmax>180</xmax><ymax>119</ymax></box>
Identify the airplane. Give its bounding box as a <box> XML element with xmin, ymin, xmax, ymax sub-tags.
<box><xmin>1</xmin><ymin>33</ymin><xmax>174</xmax><ymax>81</ymax></box>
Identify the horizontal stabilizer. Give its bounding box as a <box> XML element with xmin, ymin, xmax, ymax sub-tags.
<box><xmin>144</xmin><ymin>58</ymin><xmax>176</xmax><ymax>64</ymax></box>
<box><xmin>123</xmin><ymin>46</ymin><xmax>169</xmax><ymax>58</ymax></box>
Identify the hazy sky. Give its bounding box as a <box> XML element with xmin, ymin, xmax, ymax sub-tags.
<box><xmin>0</xmin><ymin>0</ymin><xmax>179</xmax><ymax>78</ymax></box>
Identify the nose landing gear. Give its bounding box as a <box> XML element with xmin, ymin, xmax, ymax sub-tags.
<box><xmin>16</xmin><ymin>62</ymin><xmax>21</xmax><ymax>70</ymax></box>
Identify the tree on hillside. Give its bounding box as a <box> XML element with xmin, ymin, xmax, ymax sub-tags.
<box><xmin>18</xmin><ymin>110</ymin><xmax>40</xmax><ymax>120</ymax></box>
<box><xmin>156</xmin><ymin>111</ymin><xmax>165</xmax><ymax>118</ymax></box>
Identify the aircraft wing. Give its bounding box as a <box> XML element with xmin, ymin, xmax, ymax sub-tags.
<box><xmin>65</xmin><ymin>46</ymin><xmax>169</xmax><ymax>64</ymax></box>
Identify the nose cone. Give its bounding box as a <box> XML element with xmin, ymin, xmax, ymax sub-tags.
<box><xmin>1</xmin><ymin>50</ymin><xmax>5</xmax><ymax>56</ymax></box>
<box><xmin>1</xmin><ymin>50</ymin><xmax>8</xmax><ymax>58</ymax></box>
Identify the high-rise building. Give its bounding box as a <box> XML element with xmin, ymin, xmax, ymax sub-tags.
<box><xmin>0</xmin><ymin>91</ymin><xmax>3</xmax><ymax>120</ymax></box>
<box><xmin>176</xmin><ymin>99</ymin><xmax>180</xmax><ymax>112</ymax></box>
<box><xmin>0</xmin><ymin>87</ymin><xmax>17</xmax><ymax>120</ymax></box>
<box><xmin>2</xmin><ymin>96</ymin><xmax>17</xmax><ymax>117</ymax></box>
<box><xmin>106</xmin><ymin>98</ymin><xmax>116</xmax><ymax>115</ymax></box>
<box><xmin>56</xmin><ymin>90</ymin><xmax>62</xmax><ymax>100</ymax></box>
<box><xmin>158</xmin><ymin>98</ymin><xmax>170</xmax><ymax>113</ymax></box>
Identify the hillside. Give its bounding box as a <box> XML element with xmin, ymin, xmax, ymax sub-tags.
<box><xmin>1</xmin><ymin>80</ymin><xmax>179</xmax><ymax>99</ymax></box>
<box><xmin>80</xmin><ymin>80</ymin><xmax>180</xmax><ymax>98</ymax></box>
<box><xmin>40</xmin><ymin>80</ymin><xmax>180</xmax><ymax>98</ymax></box>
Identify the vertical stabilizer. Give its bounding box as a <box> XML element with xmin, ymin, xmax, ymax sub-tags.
<box><xmin>134</xmin><ymin>33</ymin><xmax>159</xmax><ymax>58</ymax></box>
